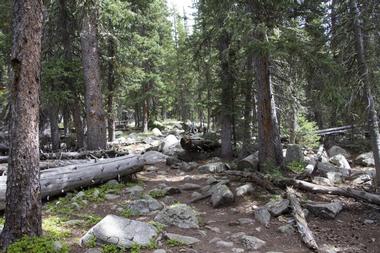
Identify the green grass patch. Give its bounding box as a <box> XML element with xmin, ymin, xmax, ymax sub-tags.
<box><xmin>7</xmin><ymin>236</ymin><xmax>68</xmax><ymax>253</ymax></box>
<box><xmin>166</xmin><ymin>239</ymin><xmax>185</xmax><ymax>247</ymax></box>
<box><xmin>148</xmin><ymin>189</ymin><xmax>166</xmax><ymax>199</ymax></box>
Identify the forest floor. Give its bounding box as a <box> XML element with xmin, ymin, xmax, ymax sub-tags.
<box><xmin>36</xmin><ymin>159</ymin><xmax>380</xmax><ymax>253</ymax></box>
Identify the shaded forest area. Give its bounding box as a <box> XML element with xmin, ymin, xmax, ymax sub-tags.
<box><xmin>0</xmin><ymin>0</ymin><xmax>379</xmax><ymax>252</ymax></box>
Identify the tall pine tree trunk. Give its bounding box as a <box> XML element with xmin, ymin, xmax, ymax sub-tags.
<box><xmin>350</xmin><ymin>0</ymin><xmax>380</xmax><ymax>188</ymax></box>
<box><xmin>80</xmin><ymin>1</ymin><xmax>106</xmax><ymax>150</ymax></box>
<box><xmin>0</xmin><ymin>0</ymin><xmax>43</xmax><ymax>247</ymax></box>
<box><xmin>254</xmin><ymin>28</ymin><xmax>283</xmax><ymax>169</ymax></box>
<box><xmin>49</xmin><ymin>106</ymin><xmax>60</xmax><ymax>151</ymax></box>
<box><xmin>218</xmin><ymin>33</ymin><xmax>233</xmax><ymax>160</ymax></box>
<box><xmin>107</xmin><ymin>28</ymin><xmax>116</xmax><ymax>142</ymax></box>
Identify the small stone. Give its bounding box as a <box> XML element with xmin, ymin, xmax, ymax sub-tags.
<box><xmin>364</xmin><ymin>219</ymin><xmax>375</xmax><ymax>224</ymax></box>
<box><xmin>216</xmin><ymin>240</ymin><xmax>234</xmax><ymax>248</ymax></box>
<box><xmin>164</xmin><ymin>233</ymin><xmax>200</xmax><ymax>245</ymax></box>
<box><xmin>153</xmin><ymin>250</ymin><xmax>166</xmax><ymax>253</ymax></box>
<box><xmin>191</xmin><ymin>191</ymin><xmax>203</xmax><ymax>199</ymax></box>
<box><xmin>207</xmin><ymin>176</ymin><xmax>218</xmax><ymax>185</ymax></box>
<box><xmin>211</xmin><ymin>184</ymin><xmax>234</xmax><ymax>208</ymax></box>
<box><xmin>85</xmin><ymin>249</ymin><xmax>102</xmax><ymax>253</ymax></box>
<box><xmin>210</xmin><ymin>237</ymin><xmax>222</xmax><ymax>244</ymax></box>
<box><xmin>277</xmin><ymin>224</ymin><xmax>295</xmax><ymax>234</ymax></box>
<box><xmin>254</xmin><ymin>208</ymin><xmax>271</xmax><ymax>227</ymax></box>
<box><xmin>198</xmin><ymin>162</ymin><xmax>230</xmax><ymax>174</ymax></box>
<box><xmin>230</xmin><ymin>232</ymin><xmax>246</xmax><ymax>239</ymax></box>
<box><xmin>232</xmin><ymin>248</ymin><xmax>245</xmax><ymax>253</ymax></box>
<box><xmin>306</xmin><ymin>202</ymin><xmax>343</xmax><ymax>219</ymax></box>
<box><xmin>105</xmin><ymin>194</ymin><xmax>119</xmax><ymax>200</ymax></box>
<box><xmin>240</xmin><ymin>235</ymin><xmax>266</xmax><ymax>250</ymax></box>
<box><xmin>238</xmin><ymin>218</ymin><xmax>254</xmax><ymax>225</ymax></box>
<box><xmin>180</xmin><ymin>183</ymin><xmax>201</xmax><ymax>191</ymax></box>
<box><xmin>152</xmin><ymin>128</ymin><xmax>162</xmax><ymax>136</ymax></box>
<box><xmin>236</xmin><ymin>183</ymin><xmax>254</xmax><ymax>197</ymax></box>
<box><xmin>146</xmin><ymin>165</ymin><xmax>159</xmax><ymax>172</ymax></box>
<box><xmin>154</xmin><ymin>204</ymin><xmax>199</xmax><ymax>229</ymax></box>
<box><xmin>205</xmin><ymin>225</ymin><xmax>221</xmax><ymax>233</ymax></box>
<box><xmin>163</xmin><ymin>186</ymin><xmax>181</xmax><ymax>195</ymax></box>
<box><xmin>265</xmin><ymin>199</ymin><xmax>289</xmax><ymax>217</ymax></box>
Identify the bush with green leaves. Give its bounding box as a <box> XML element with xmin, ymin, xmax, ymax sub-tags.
<box><xmin>295</xmin><ymin>115</ymin><xmax>320</xmax><ymax>148</ymax></box>
<box><xmin>7</xmin><ymin>236</ymin><xmax>68</xmax><ymax>253</ymax></box>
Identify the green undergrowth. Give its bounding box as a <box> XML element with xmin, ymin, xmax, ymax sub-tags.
<box><xmin>287</xmin><ymin>160</ymin><xmax>305</xmax><ymax>173</ymax></box>
<box><xmin>166</xmin><ymin>239</ymin><xmax>185</xmax><ymax>247</ymax></box>
<box><xmin>7</xmin><ymin>236</ymin><xmax>68</xmax><ymax>253</ymax></box>
<box><xmin>148</xmin><ymin>189</ymin><xmax>166</xmax><ymax>199</ymax></box>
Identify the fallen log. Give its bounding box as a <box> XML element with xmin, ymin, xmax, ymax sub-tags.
<box><xmin>0</xmin><ymin>154</ymin><xmax>144</xmax><ymax>210</ymax></box>
<box><xmin>180</xmin><ymin>135</ymin><xmax>220</xmax><ymax>152</ymax></box>
<box><xmin>40</xmin><ymin>150</ymin><xmax>129</xmax><ymax>160</ymax></box>
<box><xmin>278</xmin><ymin>178</ymin><xmax>380</xmax><ymax>206</ymax></box>
<box><xmin>287</xmin><ymin>187</ymin><xmax>318</xmax><ymax>251</ymax></box>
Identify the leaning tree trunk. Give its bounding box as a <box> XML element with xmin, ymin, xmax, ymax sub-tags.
<box><xmin>80</xmin><ymin>2</ymin><xmax>107</xmax><ymax>150</ymax></box>
<box><xmin>218</xmin><ymin>32</ymin><xmax>234</xmax><ymax>160</ymax></box>
<box><xmin>0</xmin><ymin>0</ymin><xmax>43</xmax><ymax>248</ymax></box>
<box><xmin>351</xmin><ymin>0</ymin><xmax>380</xmax><ymax>188</ymax></box>
<box><xmin>253</xmin><ymin>28</ymin><xmax>283</xmax><ymax>169</ymax></box>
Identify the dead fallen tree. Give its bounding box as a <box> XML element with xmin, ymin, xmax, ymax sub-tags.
<box><xmin>180</xmin><ymin>136</ymin><xmax>220</xmax><ymax>152</ymax></box>
<box><xmin>0</xmin><ymin>154</ymin><xmax>144</xmax><ymax>210</ymax></box>
<box><xmin>277</xmin><ymin>178</ymin><xmax>380</xmax><ymax>206</ymax></box>
<box><xmin>287</xmin><ymin>187</ymin><xmax>319</xmax><ymax>251</ymax></box>
<box><xmin>237</xmin><ymin>152</ymin><xmax>259</xmax><ymax>171</ymax></box>
<box><xmin>40</xmin><ymin>150</ymin><xmax>129</xmax><ymax>160</ymax></box>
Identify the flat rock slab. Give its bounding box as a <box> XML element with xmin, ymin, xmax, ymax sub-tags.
<box><xmin>127</xmin><ymin>197</ymin><xmax>164</xmax><ymax>215</ymax></box>
<box><xmin>164</xmin><ymin>233</ymin><xmax>200</xmax><ymax>245</ymax></box>
<box><xmin>306</xmin><ymin>202</ymin><xmax>343</xmax><ymax>219</ymax></box>
<box><xmin>154</xmin><ymin>204</ymin><xmax>199</xmax><ymax>229</ymax></box>
<box><xmin>180</xmin><ymin>183</ymin><xmax>201</xmax><ymax>191</ymax></box>
<box><xmin>240</xmin><ymin>235</ymin><xmax>266</xmax><ymax>250</ymax></box>
<box><xmin>143</xmin><ymin>151</ymin><xmax>168</xmax><ymax>164</ymax></box>
<box><xmin>80</xmin><ymin>215</ymin><xmax>157</xmax><ymax>248</ymax></box>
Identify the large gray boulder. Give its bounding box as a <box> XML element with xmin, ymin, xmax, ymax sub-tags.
<box><xmin>355</xmin><ymin>152</ymin><xmax>375</xmax><ymax>167</ymax></box>
<box><xmin>152</xmin><ymin>128</ymin><xmax>163</xmax><ymax>137</ymax></box>
<box><xmin>210</xmin><ymin>184</ymin><xmax>234</xmax><ymax>208</ymax></box>
<box><xmin>80</xmin><ymin>215</ymin><xmax>157</xmax><ymax>248</ymax></box>
<box><xmin>127</xmin><ymin>197</ymin><xmax>164</xmax><ymax>215</ymax></box>
<box><xmin>306</xmin><ymin>202</ymin><xmax>343</xmax><ymax>219</ymax></box>
<box><xmin>198</xmin><ymin>162</ymin><xmax>230</xmax><ymax>174</ymax></box>
<box><xmin>154</xmin><ymin>204</ymin><xmax>199</xmax><ymax>229</ymax></box>
<box><xmin>143</xmin><ymin>151</ymin><xmax>168</xmax><ymax>164</ymax></box>
<box><xmin>329</xmin><ymin>154</ymin><xmax>351</xmax><ymax>177</ymax></box>
<box><xmin>327</xmin><ymin>145</ymin><xmax>351</xmax><ymax>159</ymax></box>
<box><xmin>159</xmin><ymin>135</ymin><xmax>181</xmax><ymax>155</ymax></box>
<box><xmin>285</xmin><ymin>144</ymin><xmax>304</xmax><ymax>165</ymax></box>
<box><xmin>317</xmin><ymin>162</ymin><xmax>340</xmax><ymax>177</ymax></box>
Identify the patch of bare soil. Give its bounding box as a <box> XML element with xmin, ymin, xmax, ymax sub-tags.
<box><xmin>65</xmin><ymin>162</ymin><xmax>379</xmax><ymax>253</ymax></box>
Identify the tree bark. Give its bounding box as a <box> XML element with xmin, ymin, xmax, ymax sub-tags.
<box><xmin>218</xmin><ymin>33</ymin><xmax>233</xmax><ymax>160</ymax></box>
<box><xmin>80</xmin><ymin>2</ymin><xmax>107</xmax><ymax>150</ymax></box>
<box><xmin>49</xmin><ymin>106</ymin><xmax>60</xmax><ymax>152</ymax></box>
<box><xmin>107</xmin><ymin>24</ymin><xmax>116</xmax><ymax>142</ymax></box>
<box><xmin>242</xmin><ymin>56</ymin><xmax>254</xmax><ymax>155</ymax></box>
<box><xmin>0</xmin><ymin>0</ymin><xmax>43</xmax><ymax>247</ymax></box>
<box><xmin>253</xmin><ymin>27</ymin><xmax>283</xmax><ymax>169</ymax></box>
<box><xmin>350</xmin><ymin>0</ymin><xmax>380</xmax><ymax>188</ymax></box>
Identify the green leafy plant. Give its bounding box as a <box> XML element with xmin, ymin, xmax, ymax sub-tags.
<box><xmin>166</xmin><ymin>239</ymin><xmax>185</xmax><ymax>247</ymax></box>
<box><xmin>120</xmin><ymin>208</ymin><xmax>133</xmax><ymax>218</ymax></box>
<box><xmin>101</xmin><ymin>244</ymin><xmax>123</xmax><ymax>253</ymax></box>
<box><xmin>130</xmin><ymin>243</ymin><xmax>141</xmax><ymax>253</ymax></box>
<box><xmin>148</xmin><ymin>221</ymin><xmax>166</xmax><ymax>233</ymax></box>
<box><xmin>148</xmin><ymin>189</ymin><xmax>166</xmax><ymax>199</ymax></box>
<box><xmin>296</xmin><ymin>115</ymin><xmax>320</xmax><ymax>148</ymax></box>
<box><xmin>7</xmin><ymin>236</ymin><xmax>68</xmax><ymax>253</ymax></box>
<box><xmin>287</xmin><ymin>160</ymin><xmax>305</xmax><ymax>173</ymax></box>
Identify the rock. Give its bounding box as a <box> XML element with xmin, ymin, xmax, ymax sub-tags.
<box><xmin>152</xmin><ymin>128</ymin><xmax>162</xmax><ymax>136</ymax></box>
<box><xmin>85</xmin><ymin>249</ymin><xmax>102</xmax><ymax>253</ymax></box>
<box><xmin>240</xmin><ymin>235</ymin><xmax>266</xmax><ymax>250</ymax></box>
<box><xmin>205</xmin><ymin>225</ymin><xmax>221</xmax><ymax>233</ymax></box>
<box><xmin>238</xmin><ymin>218</ymin><xmax>254</xmax><ymax>225</ymax></box>
<box><xmin>166</xmin><ymin>156</ymin><xmax>181</xmax><ymax>166</ymax></box>
<box><xmin>306</xmin><ymin>202</ymin><xmax>343</xmax><ymax>219</ymax></box>
<box><xmin>162</xmin><ymin>186</ymin><xmax>181</xmax><ymax>195</ymax></box>
<box><xmin>143</xmin><ymin>151</ymin><xmax>168</xmax><ymax>164</ymax></box>
<box><xmin>355</xmin><ymin>152</ymin><xmax>375</xmax><ymax>167</ymax></box>
<box><xmin>285</xmin><ymin>144</ymin><xmax>304</xmax><ymax>165</ymax></box>
<box><xmin>53</xmin><ymin>241</ymin><xmax>63</xmax><ymax>252</ymax></box>
<box><xmin>198</xmin><ymin>162</ymin><xmax>230</xmax><ymax>174</ymax></box>
<box><xmin>327</xmin><ymin>145</ymin><xmax>351</xmax><ymax>159</ymax></box>
<box><xmin>211</xmin><ymin>184</ymin><xmax>235</xmax><ymax>208</ymax></box>
<box><xmin>125</xmin><ymin>185</ymin><xmax>144</xmax><ymax>199</ymax></box>
<box><xmin>278</xmin><ymin>224</ymin><xmax>295</xmax><ymax>234</ymax></box>
<box><xmin>106</xmin><ymin>179</ymin><xmax>119</xmax><ymax>185</ymax></box>
<box><xmin>236</xmin><ymin>183</ymin><xmax>254</xmax><ymax>197</ymax></box>
<box><xmin>159</xmin><ymin>135</ymin><xmax>180</xmax><ymax>155</ymax></box>
<box><xmin>207</xmin><ymin>176</ymin><xmax>218</xmax><ymax>185</ymax></box>
<box><xmin>105</xmin><ymin>194</ymin><xmax>119</xmax><ymax>200</ymax></box>
<box><xmin>216</xmin><ymin>240</ymin><xmax>234</xmax><ymax>248</ymax></box>
<box><xmin>164</xmin><ymin>233</ymin><xmax>200</xmax><ymax>245</ymax></box>
<box><xmin>154</xmin><ymin>204</ymin><xmax>199</xmax><ymax>229</ymax></box>
<box><xmin>181</xmin><ymin>162</ymin><xmax>198</xmax><ymax>172</ymax></box>
<box><xmin>127</xmin><ymin>197</ymin><xmax>164</xmax><ymax>215</ymax></box>
<box><xmin>326</xmin><ymin>171</ymin><xmax>343</xmax><ymax>184</ymax></box>
<box><xmin>265</xmin><ymin>199</ymin><xmax>289</xmax><ymax>217</ymax></box>
<box><xmin>161</xmin><ymin>196</ymin><xmax>176</xmax><ymax>205</ymax></box>
<box><xmin>191</xmin><ymin>191</ymin><xmax>203</xmax><ymax>199</ymax></box>
<box><xmin>312</xmin><ymin>177</ymin><xmax>332</xmax><ymax>186</ymax></box>
<box><xmin>80</xmin><ymin>215</ymin><xmax>157</xmax><ymax>248</ymax></box>
<box><xmin>146</xmin><ymin>165</ymin><xmax>159</xmax><ymax>172</ymax></box>
<box><xmin>232</xmin><ymin>248</ymin><xmax>244</xmax><ymax>253</ymax></box>
<box><xmin>317</xmin><ymin>162</ymin><xmax>340</xmax><ymax>177</ymax></box>
<box><xmin>153</xmin><ymin>250</ymin><xmax>166</xmax><ymax>253</ymax></box>
<box><xmin>319</xmin><ymin>244</ymin><xmax>339</xmax><ymax>253</ymax></box>
<box><xmin>254</xmin><ymin>208</ymin><xmax>271</xmax><ymax>227</ymax></box>
<box><xmin>180</xmin><ymin>183</ymin><xmax>201</xmax><ymax>191</ymax></box>
<box><xmin>329</xmin><ymin>154</ymin><xmax>351</xmax><ymax>177</ymax></box>
<box><xmin>364</xmin><ymin>219</ymin><xmax>375</xmax><ymax>225</ymax></box>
